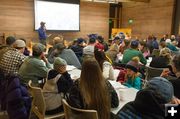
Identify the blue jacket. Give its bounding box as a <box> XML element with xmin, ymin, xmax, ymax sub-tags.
<box><xmin>38</xmin><ymin>27</ymin><xmax>47</xmax><ymax>40</ymax></box>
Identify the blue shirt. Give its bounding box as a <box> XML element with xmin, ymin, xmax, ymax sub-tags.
<box><xmin>124</xmin><ymin>77</ymin><xmax>142</xmax><ymax>90</ymax></box>
<box><xmin>152</xmin><ymin>40</ymin><xmax>159</xmax><ymax>49</ymax></box>
<box><xmin>38</xmin><ymin>27</ymin><xmax>47</xmax><ymax>40</ymax></box>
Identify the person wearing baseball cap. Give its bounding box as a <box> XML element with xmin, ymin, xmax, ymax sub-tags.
<box><xmin>13</xmin><ymin>39</ymin><xmax>26</xmax><ymax>54</ymax></box>
<box><xmin>38</xmin><ymin>21</ymin><xmax>47</xmax><ymax>46</ymax></box>
<box><xmin>18</xmin><ymin>43</ymin><xmax>51</xmax><ymax>86</ymax></box>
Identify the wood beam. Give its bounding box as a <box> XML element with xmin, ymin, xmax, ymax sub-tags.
<box><xmin>127</xmin><ymin>0</ymin><xmax>150</xmax><ymax>3</ymax></box>
<box><xmin>118</xmin><ymin>0</ymin><xmax>150</xmax><ymax>3</ymax></box>
<box><xmin>81</xmin><ymin>0</ymin><xmax>150</xmax><ymax>3</ymax></box>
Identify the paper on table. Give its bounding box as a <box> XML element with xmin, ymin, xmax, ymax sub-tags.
<box><xmin>66</xmin><ymin>65</ymin><xmax>76</xmax><ymax>71</ymax></box>
<box><xmin>69</xmin><ymin>69</ymin><xmax>81</xmax><ymax>80</ymax></box>
<box><xmin>108</xmin><ymin>80</ymin><xmax>127</xmax><ymax>89</ymax></box>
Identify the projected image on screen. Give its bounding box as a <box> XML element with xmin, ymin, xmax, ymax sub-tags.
<box><xmin>34</xmin><ymin>0</ymin><xmax>80</xmax><ymax>31</ymax></box>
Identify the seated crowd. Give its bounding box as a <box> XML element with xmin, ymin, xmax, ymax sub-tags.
<box><xmin>0</xmin><ymin>34</ymin><xmax>180</xmax><ymax>119</ymax></box>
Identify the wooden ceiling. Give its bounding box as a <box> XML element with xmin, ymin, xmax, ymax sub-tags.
<box><xmin>81</xmin><ymin>0</ymin><xmax>150</xmax><ymax>3</ymax></box>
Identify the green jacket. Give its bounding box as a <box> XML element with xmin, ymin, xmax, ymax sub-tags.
<box><xmin>122</xmin><ymin>48</ymin><xmax>147</xmax><ymax>65</ymax></box>
<box><xmin>18</xmin><ymin>56</ymin><xmax>52</xmax><ymax>85</ymax></box>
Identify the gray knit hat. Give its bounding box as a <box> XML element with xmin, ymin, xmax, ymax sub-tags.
<box><xmin>53</xmin><ymin>57</ymin><xmax>67</xmax><ymax>70</ymax></box>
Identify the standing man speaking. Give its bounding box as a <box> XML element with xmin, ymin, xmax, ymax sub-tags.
<box><xmin>38</xmin><ymin>21</ymin><xmax>47</xmax><ymax>46</ymax></box>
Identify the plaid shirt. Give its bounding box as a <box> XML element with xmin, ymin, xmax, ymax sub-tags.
<box><xmin>0</xmin><ymin>48</ymin><xmax>26</xmax><ymax>75</ymax></box>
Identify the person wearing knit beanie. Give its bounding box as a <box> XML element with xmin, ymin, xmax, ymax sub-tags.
<box><xmin>123</xmin><ymin>57</ymin><xmax>142</xmax><ymax>90</ymax></box>
<box><xmin>43</xmin><ymin>57</ymin><xmax>73</xmax><ymax>115</ymax></box>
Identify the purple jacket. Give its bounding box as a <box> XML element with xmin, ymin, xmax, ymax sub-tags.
<box><xmin>5</xmin><ymin>76</ymin><xmax>31</xmax><ymax>119</ymax></box>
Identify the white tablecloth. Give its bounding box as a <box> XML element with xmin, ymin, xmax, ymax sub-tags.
<box><xmin>109</xmin><ymin>81</ymin><xmax>139</xmax><ymax>114</ymax></box>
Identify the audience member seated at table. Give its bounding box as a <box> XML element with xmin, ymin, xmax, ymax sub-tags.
<box><xmin>139</xmin><ymin>40</ymin><xmax>150</xmax><ymax>58</ymax></box>
<box><xmin>170</xmin><ymin>35</ymin><xmax>176</xmax><ymax>42</ymax></box>
<box><xmin>48</xmin><ymin>36</ymin><xmax>64</xmax><ymax>54</ymax></box>
<box><xmin>13</xmin><ymin>39</ymin><xmax>27</xmax><ymax>55</ymax></box>
<box><xmin>146</xmin><ymin>35</ymin><xmax>159</xmax><ymax>54</ymax></box>
<box><xmin>166</xmin><ymin>39</ymin><xmax>179</xmax><ymax>52</ymax></box>
<box><xmin>119</xmin><ymin>39</ymin><xmax>130</xmax><ymax>54</ymax></box>
<box><xmin>159</xmin><ymin>41</ymin><xmax>167</xmax><ymax>50</ymax></box>
<box><xmin>71</xmin><ymin>38</ymin><xmax>84</xmax><ymax>63</ymax></box>
<box><xmin>19</xmin><ymin>43</ymin><xmax>51</xmax><ymax>86</ymax></box>
<box><xmin>172</xmin><ymin>40</ymin><xmax>179</xmax><ymax>49</ymax></box>
<box><xmin>122</xmin><ymin>40</ymin><xmax>147</xmax><ymax>65</ymax></box>
<box><xmin>111</xmin><ymin>36</ymin><xmax>121</xmax><ymax>53</ymax></box>
<box><xmin>43</xmin><ymin>57</ymin><xmax>73</xmax><ymax>115</ymax></box>
<box><xmin>68</xmin><ymin>58</ymin><xmax>119</xmax><ymax>119</ymax></box>
<box><xmin>160</xmin><ymin>34</ymin><xmax>168</xmax><ymax>43</ymax></box>
<box><xmin>83</xmin><ymin>37</ymin><xmax>96</xmax><ymax>57</ymax></box>
<box><xmin>47</xmin><ymin>43</ymin><xmax>81</xmax><ymax>69</ymax></box>
<box><xmin>95</xmin><ymin>36</ymin><xmax>104</xmax><ymax>51</ymax></box>
<box><xmin>67</xmin><ymin>39</ymin><xmax>76</xmax><ymax>49</ymax></box>
<box><xmin>94</xmin><ymin>49</ymin><xmax>115</xmax><ymax>80</ymax></box>
<box><xmin>19</xmin><ymin>38</ymin><xmax>30</xmax><ymax>56</ymax></box>
<box><xmin>106</xmin><ymin>43</ymin><xmax>119</xmax><ymax>63</ymax></box>
<box><xmin>6</xmin><ymin>36</ymin><xmax>16</xmax><ymax>47</ymax></box>
<box><xmin>0</xmin><ymin>37</ymin><xmax>26</xmax><ymax>76</ymax></box>
<box><xmin>97</xmin><ymin>35</ymin><xmax>109</xmax><ymax>52</ymax></box>
<box><xmin>123</xmin><ymin>57</ymin><xmax>142</xmax><ymax>90</ymax></box>
<box><xmin>150</xmin><ymin>47</ymin><xmax>172</xmax><ymax>68</ymax></box>
<box><xmin>117</xmin><ymin>77</ymin><xmax>174</xmax><ymax>119</ymax></box>
<box><xmin>161</xmin><ymin>54</ymin><xmax>180</xmax><ymax>99</ymax></box>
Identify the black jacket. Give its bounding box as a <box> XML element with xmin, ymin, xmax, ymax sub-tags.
<box><xmin>47</xmin><ymin>69</ymin><xmax>73</xmax><ymax>94</ymax></box>
<box><xmin>150</xmin><ymin>56</ymin><xmax>169</xmax><ymax>68</ymax></box>
<box><xmin>169</xmin><ymin>77</ymin><xmax>180</xmax><ymax>99</ymax></box>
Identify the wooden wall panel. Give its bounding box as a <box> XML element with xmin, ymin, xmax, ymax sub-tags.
<box><xmin>0</xmin><ymin>0</ymin><xmax>35</xmax><ymax>44</ymax></box>
<box><xmin>0</xmin><ymin>0</ymin><xmax>109</xmax><ymax>45</ymax></box>
<box><xmin>121</xmin><ymin>0</ymin><xmax>175</xmax><ymax>39</ymax></box>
